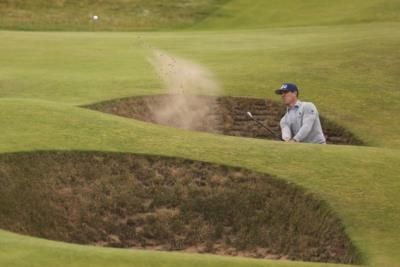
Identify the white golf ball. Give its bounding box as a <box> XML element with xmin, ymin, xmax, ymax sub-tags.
<box><xmin>93</xmin><ymin>15</ymin><xmax>99</xmax><ymax>20</ymax></box>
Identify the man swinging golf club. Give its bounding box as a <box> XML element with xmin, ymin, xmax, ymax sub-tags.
<box><xmin>275</xmin><ymin>83</ymin><xmax>326</xmax><ymax>144</ymax></box>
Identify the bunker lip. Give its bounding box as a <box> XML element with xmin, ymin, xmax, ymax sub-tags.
<box><xmin>0</xmin><ymin>151</ymin><xmax>362</xmax><ymax>264</ymax></box>
<box><xmin>82</xmin><ymin>94</ymin><xmax>365</xmax><ymax>145</ymax></box>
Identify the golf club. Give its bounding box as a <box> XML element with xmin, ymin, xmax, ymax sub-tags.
<box><xmin>246</xmin><ymin>111</ymin><xmax>281</xmax><ymax>139</ymax></box>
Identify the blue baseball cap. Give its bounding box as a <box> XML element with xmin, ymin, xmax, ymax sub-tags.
<box><xmin>275</xmin><ymin>83</ymin><xmax>299</xmax><ymax>95</ymax></box>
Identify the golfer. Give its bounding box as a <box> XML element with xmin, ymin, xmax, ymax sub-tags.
<box><xmin>275</xmin><ymin>83</ymin><xmax>326</xmax><ymax>144</ymax></box>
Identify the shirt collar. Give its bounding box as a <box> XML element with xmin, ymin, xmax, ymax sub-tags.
<box><xmin>287</xmin><ymin>100</ymin><xmax>301</xmax><ymax>111</ymax></box>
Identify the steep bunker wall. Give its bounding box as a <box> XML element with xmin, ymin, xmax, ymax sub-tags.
<box><xmin>84</xmin><ymin>95</ymin><xmax>364</xmax><ymax>145</ymax></box>
<box><xmin>0</xmin><ymin>151</ymin><xmax>361</xmax><ymax>264</ymax></box>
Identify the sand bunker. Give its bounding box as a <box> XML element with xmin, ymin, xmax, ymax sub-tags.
<box><xmin>0</xmin><ymin>151</ymin><xmax>361</xmax><ymax>264</ymax></box>
<box><xmin>84</xmin><ymin>95</ymin><xmax>364</xmax><ymax>145</ymax></box>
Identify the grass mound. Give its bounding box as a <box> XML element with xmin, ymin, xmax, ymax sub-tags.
<box><xmin>0</xmin><ymin>151</ymin><xmax>362</xmax><ymax>264</ymax></box>
<box><xmin>84</xmin><ymin>95</ymin><xmax>364</xmax><ymax>145</ymax></box>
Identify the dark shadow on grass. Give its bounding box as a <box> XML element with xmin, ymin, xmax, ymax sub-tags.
<box><xmin>0</xmin><ymin>150</ymin><xmax>363</xmax><ymax>264</ymax></box>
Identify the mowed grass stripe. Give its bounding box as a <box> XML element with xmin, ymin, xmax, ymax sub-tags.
<box><xmin>194</xmin><ymin>0</ymin><xmax>400</xmax><ymax>30</ymax></box>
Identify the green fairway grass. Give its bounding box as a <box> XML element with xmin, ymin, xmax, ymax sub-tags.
<box><xmin>1</xmin><ymin>22</ymin><xmax>399</xmax><ymax>147</ymax></box>
<box><xmin>0</xmin><ymin>1</ymin><xmax>399</xmax><ymax>267</ymax></box>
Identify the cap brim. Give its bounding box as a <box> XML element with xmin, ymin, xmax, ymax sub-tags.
<box><xmin>275</xmin><ymin>89</ymin><xmax>286</xmax><ymax>95</ymax></box>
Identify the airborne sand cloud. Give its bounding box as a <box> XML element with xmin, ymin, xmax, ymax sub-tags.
<box><xmin>147</xmin><ymin>49</ymin><xmax>221</xmax><ymax>130</ymax></box>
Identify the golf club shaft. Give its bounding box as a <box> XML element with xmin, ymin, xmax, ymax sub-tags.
<box><xmin>249</xmin><ymin>116</ymin><xmax>280</xmax><ymax>139</ymax></box>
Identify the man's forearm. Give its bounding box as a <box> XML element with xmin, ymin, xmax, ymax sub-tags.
<box><xmin>293</xmin><ymin>116</ymin><xmax>316</xmax><ymax>141</ymax></box>
<box><xmin>281</xmin><ymin>126</ymin><xmax>292</xmax><ymax>141</ymax></box>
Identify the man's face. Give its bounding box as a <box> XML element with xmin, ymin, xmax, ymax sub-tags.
<box><xmin>281</xmin><ymin>91</ymin><xmax>297</xmax><ymax>105</ymax></box>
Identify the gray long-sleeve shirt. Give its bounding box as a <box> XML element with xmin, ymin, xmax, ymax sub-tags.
<box><xmin>280</xmin><ymin>100</ymin><xmax>326</xmax><ymax>144</ymax></box>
